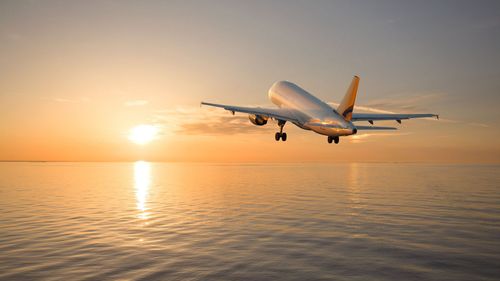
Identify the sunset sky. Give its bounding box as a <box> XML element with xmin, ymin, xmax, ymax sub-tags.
<box><xmin>1</xmin><ymin>0</ymin><xmax>499</xmax><ymax>163</ymax></box>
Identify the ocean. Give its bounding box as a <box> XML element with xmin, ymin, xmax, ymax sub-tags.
<box><xmin>1</xmin><ymin>162</ymin><xmax>499</xmax><ymax>280</ymax></box>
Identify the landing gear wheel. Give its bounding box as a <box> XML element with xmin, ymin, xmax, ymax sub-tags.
<box><xmin>327</xmin><ymin>136</ymin><xmax>340</xmax><ymax>144</ymax></box>
<box><xmin>275</xmin><ymin>132</ymin><xmax>281</xmax><ymax>141</ymax></box>
<box><xmin>275</xmin><ymin>119</ymin><xmax>287</xmax><ymax>142</ymax></box>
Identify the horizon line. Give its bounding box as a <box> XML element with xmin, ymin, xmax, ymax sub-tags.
<box><xmin>1</xmin><ymin>160</ymin><xmax>498</xmax><ymax>165</ymax></box>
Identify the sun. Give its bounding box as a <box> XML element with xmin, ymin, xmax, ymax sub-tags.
<box><xmin>128</xmin><ymin>124</ymin><xmax>159</xmax><ymax>145</ymax></box>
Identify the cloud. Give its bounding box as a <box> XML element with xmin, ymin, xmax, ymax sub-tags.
<box><xmin>433</xmin><ymin>117</ymin><xmax>489</xmax><ymax>128</ymax></box>
<box><xmin>44</xmin><ymin>97</ymin><xmax>89</xmax><ymax>103</ymax></box>
<box><xmin>364</xmin><ymin>92</ymin><xmax>446</xmax><ymax>112</ymax></box>
<box><xmin>349</xmin><ymin>132</ymin><xmax>411</xmax><ymax>143</ymax></box>
<box><xmin>179</xmin><ymin>116</ymin><xmax>274</xmax><ymax>135</ymax></box>
<box><xmin>329</xmin><ymin>91</ymin><xmax>446</xmax><ymax>114</ymax></box>
<box><xmin>152</xmin><ymin>105</ymin><xmax>275</xmax><ymax>135</ymax></box>
<box><xmin>328</xmin><ymin>102</ymin><xmax>395</xmax><ymax>114</ymax></box>
<box><xmin>332</xmin><ymin>91</ymin><xmax>488</xmax><ymax>128</ymax></box>
<box><xmin>124</xmin><ymin>100</ymin><xmax>149</xmax><ymax>107</ymax></box>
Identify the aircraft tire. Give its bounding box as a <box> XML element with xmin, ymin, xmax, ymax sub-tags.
<box><xmin>275</xmin><ymin>132</ymin><xmax>281</xmax><ymax>141</ymax></box>
<box><xmin>281</xmin><ymin>133</ymin><xmax>287</xmax><ymax>141</ymax></box>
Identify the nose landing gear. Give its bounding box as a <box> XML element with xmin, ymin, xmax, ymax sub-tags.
<box><xmin>327</xmin><ymin>136</ymin><xmax>339</xmax><ymax>144</ymax></box>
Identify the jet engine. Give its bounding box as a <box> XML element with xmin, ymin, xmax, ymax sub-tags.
<box><xmin>248</xmin><ymin>114</ymin><xmax>268</xmax><ymax>126</ymax></box>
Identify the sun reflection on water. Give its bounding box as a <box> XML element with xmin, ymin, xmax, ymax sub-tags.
<box><xmin>134</xmin><ymin>161</ymin><xmax>151</xmax><ymax>219</ymax></box>
<box><xmin>347</xmin><ymin>163</ymin><xmax>362</xmax><ymax>211</ymax></box>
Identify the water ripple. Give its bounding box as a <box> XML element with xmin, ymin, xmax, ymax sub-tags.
<box><xmin>0</xmin><ymin>163</ymin><xmax>499</xmax><ymax>280</ymax></box>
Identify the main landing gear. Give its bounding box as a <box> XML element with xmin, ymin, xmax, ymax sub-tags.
<box><xmin>275</xmin><ymin>120</ymin><xmax>287</xmax><ymax>141</ymax></box>
<box><xmin>327</xmin><ymin>136</ymin><xmax>339</xmax><ymax>144</ymax></box>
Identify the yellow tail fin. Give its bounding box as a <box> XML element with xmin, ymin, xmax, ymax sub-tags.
<box><xmin>337</xmin><ymin>76</ymin><xmax>359</xmax><ymax>121</ymax></box>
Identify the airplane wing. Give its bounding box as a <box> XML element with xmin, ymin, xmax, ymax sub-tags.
<box><xmin>351</xmin><ymin>113</ymin><xmax>438</xmax><ymax>122</ymax></box>
<box><xmin>201</xmin><ymin>102</ymin><xmax>299</xmax><ymax>123</ymax></box>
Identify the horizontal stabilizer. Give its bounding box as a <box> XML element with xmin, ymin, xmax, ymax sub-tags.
<box><xmin>352</xmin><ymin>113</ymin><xmax>438</xmax><ymax>122</ymax></box>
<box><xmin>355</xmin><ymin>125</ymin><xmax>397</xmax><ymax>130</ymax></box>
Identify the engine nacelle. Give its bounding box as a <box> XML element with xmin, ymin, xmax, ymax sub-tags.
<box><xmin>248</xmin><ymin>114</ymin><xmax>268</xmax><ymax>126</ymax></box>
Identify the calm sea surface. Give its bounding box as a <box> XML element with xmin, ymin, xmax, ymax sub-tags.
<box><xmin>0</xmin><ymin>162</ymin><xmax>499</xmax><ymax>281</ymax></box>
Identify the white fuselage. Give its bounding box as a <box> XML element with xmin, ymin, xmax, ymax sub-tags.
<box><xmin>268</xmin><ymin>81</ymin><xmax>357</xmax><ymax>136</ymax></box>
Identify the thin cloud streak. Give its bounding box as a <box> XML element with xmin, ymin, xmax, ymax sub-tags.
<box><xmin>434</xmin><ymin>117</ymin><xmax>489</xmax><ymax>128</ymax></box>
<box><xmin>153</xmin><ymin>106</ymin><xmax>275</xmax><ymax>135</ymax></box>
<box><xmin>124</xmin><ymin>100</ymin><xmax>149</xmax><ymax>107</ymax></box>
<box><xmin>328</xmin><ymin>102</ymin><xmax>395</xmax><ymax>114</ymax></box>
<box><xmin>331</xmin><ymin>91</ymin><xmax>489</xmax><ymax>128</ymax></box>
<box><xmin>349</xmin><ymin>132</ymin><xmax>412</xmax><ymax>143</ymax></box>
<box><xmin>365</xmin><ymin>92</ymin><xmax>447</xmax><ymax>111</ymax></box>
<box><xmin>329</xmin><ymin>92</ymin><xmax>445</xmax><ymax>114</ymax></box>
<box><xmin>43</xmin><ymin>97</ymin><xmax>90</xmax><ymax>103</ymax></box>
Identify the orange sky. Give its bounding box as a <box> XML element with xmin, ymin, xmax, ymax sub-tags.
<box><xmin>0</xmin><ymin>1</ymin><xmax>499</xmax><ymax>163</ymax></box>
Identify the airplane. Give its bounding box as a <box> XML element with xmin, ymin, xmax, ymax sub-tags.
<box><xmin>201</xmin><ymin>76</ymin><xmax>438</xmax><ymax>144</ymax></box>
